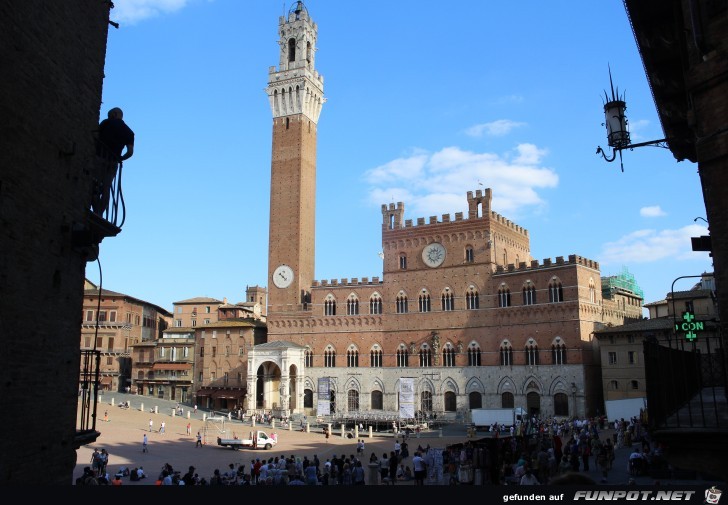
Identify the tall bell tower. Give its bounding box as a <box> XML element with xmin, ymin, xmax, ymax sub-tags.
<box><xmin>266</xmin><ymin>1</ymin><xmax>325</xmax><ymax>313</ymax></box>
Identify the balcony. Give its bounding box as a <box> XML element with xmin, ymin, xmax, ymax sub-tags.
<box><xmin>644</xmin><ymin>333</ymin><xmax>727</xmax><ymax>480</ymax></box>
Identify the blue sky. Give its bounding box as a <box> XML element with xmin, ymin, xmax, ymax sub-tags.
<box><xmin>88</xmin><ymin>0</ymin><xmax>713</xmax><ymax>313</ymax></box>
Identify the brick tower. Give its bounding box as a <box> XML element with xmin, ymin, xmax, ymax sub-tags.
<box><xmin>266</xmin><ymin>1</ymin><xmax>324</xmax><ymax>313</ymax></box>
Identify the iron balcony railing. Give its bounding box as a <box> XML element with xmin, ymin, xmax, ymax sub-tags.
<box><xmin>644</xmin><ymin>332</ymin><xmax>727</xmax><ymax>430</ymax></box>
<box><xmin>76</xmin><ymin>349</ymin><xmax>101</xmax><ymax>447</ymax></box>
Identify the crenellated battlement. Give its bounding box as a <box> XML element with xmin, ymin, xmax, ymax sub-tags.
<box><xmin>312</xmin><ymin>276</ymin><xmax>383</xmax><ymax>288</ymax></box>
<box><xmin>382</xmin><ymin>188</ymin><xmax>528</xmax><ymax>237</ymax></box>
<box><xmin>494</xmin><ymin>254</ymin><xmax>600</xmax><ymax>274</ymax></box>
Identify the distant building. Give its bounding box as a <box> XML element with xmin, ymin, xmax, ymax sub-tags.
<box><xmin>81</xmin><ymin>279</ymin><xmax>171</xmax><ymax>393</ymax></box>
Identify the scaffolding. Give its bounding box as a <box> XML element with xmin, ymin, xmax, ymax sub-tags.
<box><xmin>601</xmin><ymin>265</ymin><xmax>644</xmax><ymax>299</ymax></box>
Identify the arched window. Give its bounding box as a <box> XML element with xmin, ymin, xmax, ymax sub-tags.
<box><xmin>346</xmin><ymin>294</ymin><xmax>359</xmax><ymax>315</ymax></box>
<box><xmin>466</xmin><ymin>286</ymin><xmax>479</xmax><ymax>310</ymax></box>
<box><xmin>610</xmin><ymin>380</ymin><xmax>619</xmax><ymax>390</ymax></box>
<box><xmin>589</xmin><ymin>278</ymin><xmax>596</xmax><ymax>303</ymax></box>
<box><xmin>500</xmin><ymin>343</ymin><xmax>513</xmax><ymax>366</ymax></box>
<box><xmin>421</xmin><ymin>391</ymin><xmax>433</xmax><ymax>413</ymax></box>
<box><xmin>396</xmin><ymin>292</ymin><xmax>408</xmax><ymax>314</ymax></box>
<box><xmin>554</xmin><ymin>393</ymin><xmax>569</xmax><ymax>416</ymax></box>
<box><xmin>347</xmin><ymin>347</ymin><xmax>359</xmax><ymax>367</ymax></box>
<box><xmin>347</xmin><ymin>389</ymin><xmax>359</xmax><ymax>412</ymax></box>
<box><xmin>324</xmin><ymin>347</ymin><xmax>336</xmax><ymax>367</ymax></box>
<box><xmin>396</xmin><ymin>346</ymin><xmax>409</xmax><ymax>367</ymax></box>
<box><xmin>468</xmin><ymin>344</ymin><xmax>481</xmax><ymax>366</ymax></box>
<box><xmin>523</xmin><ymin>283</ymin><xmax>536</xmax><ymax>305</ymax></box>
<box><xmin>324</xmin><ymin>295</ymin><xmax>336</xmax><ymax>316</ymax></box>
<box><xmin>303</xmin><ymin>389</ymin><xmax>313</xmax><ymax>408</ymax></box>
<box><xmin>501</xmin><ymin>392</ymin><xmax>514</xmax><ymax>409</ymax></box>
<box><xmin>442</xmin><ymin>344</ymin><xmax>456</xmax><ymax>367</ymax></box>
<box><xmin>549</xmin><ymin>280</ymin><xmax>564</xmax><ymax>303</ymax></box>
<box><xmin>441</xmin><ymin>290</ymin><xmax>454</xmax><ymax>311</ymax></box>
<box><xmin>399</xmin><ymin>254</ymin><xmax>407</xmax><ymax>270</ymax></box>
<box><xmin>465</xmin><ymin>246</ymin><xmax>474</xmax><ymax>263</ymax></box>
<box><xmin>525</xmin><ymin>342</ymin><xmax>540</xmax><ymax>365</ymax></box>
<box><xmin>306</xmin><ymin>41</ymin><xmax>312</xmax><ymax>63</ymax></box>
<box><xmin>552</xmin><ymin>342</ymin><xmax>567</xmax><ymax>364</ymax></box>
<box><xmin>444</xmin><ymin>391</ymin><xmax>457</xmax><ymax>412</ymax></box>
<box><xmin>498</xmin><ymin>286</ymin><xmax>511</xmax><ymax>307</ymax></box>
<box><xmin>418</xmin><ymin>291</ymin><xmax>431</xmax><ymax>312</ymax></box>
<box><xmin>370</xmin><ymin>347</ymin><xmax>382</xmax><ymax>367</ymax></box>
<box><xmin>287</xmin><ymin>38</ymin><xmax>296</xmax><ymax>62</ymax></box>
<box><xmin>419</xmin><ymin>347</ymin><xmax>432</xmax><ymax>367</ymax></box>
<box><xmin>369</xmin><ymin>294</ymin><xmax>382</xmax><ymax>314</ymax></box>
<box><xmin>304</xmin><ymin>349</ymin><xmax>313</xmax><ymax>367</ymax></box>
<box><xmin>468</xmin><ymin>392</ymin><xmax>483</xmax><ymax>409</ymax></box>
<box><xmin>371</xmin><ymin>390</ymin><xmax>383</xmax><ymax>410</ymax></box>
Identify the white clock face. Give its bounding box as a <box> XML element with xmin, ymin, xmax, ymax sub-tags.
<box><xmin>273</xmin><ymin>265</ymin><xmax>294</xmax><ymax>288</ymax></box>
<box><xmin>422</xmin><ymin>242</ymin><xmax>446</xmax><ymax>268</ymax></box>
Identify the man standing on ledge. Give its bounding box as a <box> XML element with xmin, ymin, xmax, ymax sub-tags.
<box><xmin>94</xmin><ymin>107</ymin><xmax>134</xmax><ymax>215</ymax></box>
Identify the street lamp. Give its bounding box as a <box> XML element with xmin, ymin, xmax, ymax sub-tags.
<box><xmin>596</xmin><ymin>67</ymin><xmax>668</xmax><ymax>172</ymax></box>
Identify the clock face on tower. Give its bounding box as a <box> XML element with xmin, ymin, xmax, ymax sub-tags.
<box><xmin>422</xmin><ymin>243</ymin><xmax>446</xmax><ymax>268</ymax></box>
<box><xmin>273</xmin><ymin>264</ymin><xmax>294</xmax><ymax>288</ymax></box>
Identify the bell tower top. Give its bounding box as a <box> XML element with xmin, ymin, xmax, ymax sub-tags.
<box><xmin>266</xmin><ymin>1</ymin><xmax>325</xmax><ymax>122</ymax></box>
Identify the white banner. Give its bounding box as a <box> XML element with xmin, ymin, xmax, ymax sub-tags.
<box><xmin>317</xmin><ymin>377</ymin><xmax>330</xmax><ymax>416</ymax></box>
<box><xmin>399</xmin><ymin>378</ymin><xmax>415</xmax><ymax>418</ymax></box>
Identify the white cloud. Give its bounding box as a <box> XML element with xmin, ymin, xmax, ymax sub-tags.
<box><xmin>364</xmin><ymin>144</ymin><xmax>558</xmax><ymax>218</ymax></box>
<box><xmin>640</xmin><ymin>206</ymin><xmax>666</xmax><ymax>217</ymax></box>
<box><xmin>111</xmin><ymin>0</ymin><xmax>194</xmax><ymax>24</ymax></box>
<box><xmin>465</xmin><ymin>119</ymin><xmax>525</xmax><ymax>138</ymax></box>
<box><xmin>599</xmin><ymin>224</ymin><xmax>709</xmax><ymax>264</ymax></box>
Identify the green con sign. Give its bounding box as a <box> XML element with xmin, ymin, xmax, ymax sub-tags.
<box><xmin>674</xmin><ymin>311</ymin><xmax>704</xmax><ymax>342</ymax></box>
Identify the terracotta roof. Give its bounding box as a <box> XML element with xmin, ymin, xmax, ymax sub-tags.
<box><xmin>174</xmin><ymin>297</ymin><xmax>223</xmax><ymax>304</ymax></box>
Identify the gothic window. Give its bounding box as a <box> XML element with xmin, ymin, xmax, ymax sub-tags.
<box><xmin>549</xmin><ymin>280</ymin><xmax>564</xmax><ymax>303</ymax></box>
<box><xmin>466</xmin><ymin>286</ymin><xmax>480</xmax><ymax>309</ymax></box>
<box><xmin>371</xmin><ymin>390</ymin><xmax>383</xmax><ymax>410</ymax></box>
<box><xmin>468</xmin><ymin>344</ymin><xmax>481</xmax><ymax>366</ymax></box>
<box><xmin>418</xmin><ymin>292</ymin><xmax>431</xmax><ymax>312</ymax></box>
<box><xmin>468</xmin><ymin>392</ymin><xmax>483</xmax><ymax>409</ymax></box>
<box><xmin>442</xmin><ymin>344</ymin><xmax>456</xmax><ymax>367</ymax></box>
<box><xmin>346</xmin><ymin>294</ymin><xmax>359</xmax><ymax>316</ymax></box>
<box><xmin>369</xmin><ymin>294</ymin><xmax>382</xmax><ymax>314</ymax></box>
<box><xmin>444</xmin><ymin>391</ymin><xmax>457</xmax><ymax>412</ymax></box>
<box><xmin>589</xmin><ymin>278</ymin><xmax>596</xmax><ymax>303</ymax></box>
<box><xmin>396</xmin><ymin>346</ymin><xmax>409</xmax><ymax>367</ymax></box>
<box><xmin>552</xmin><ymin>343</ymin><xmax>567</xmax><ymax>365</ymax></box>
<box><xmin>500</xmin><ymin>343</ymin><xmax>513</xmax><ymax>366</ymax></box>
<box><xmin>324</xmin><ymin>347</ymin><xmax>336</xmax><ymax>367</ymax></box>
<box><xmin>554</xmin><ymin>393</ymin><xmax>569</xmax><ymax>416</ymax></box>
<box><xmin>324</xmin><ymin>295</ymin><xmax>336</xmax><ymax>316</ymax></box>
<box><xmin>501</xmin><ymin>392</ymin><xmax>515</xmax><ymax>409</ymax></box>
<box><xmin>304</xmin><ymin>389</ymin><xmax>313</xmax><ymax>408</ymax></box>
<box><xmin>419</xmin><ymin>347</ymin><xmax>432</xmax><ymax>367</ymax></box>
<box><xmin>525</xmin><ymin>342</ymin><xmax>540</xmax><ymax>366</ymax></box>
<box><xmin>465</xmin><ymin>246</ymin><xmax>474</xmax><ymax>263</ymax></box>
<box><xmin>441</xmin><ymin>290</ymin><xmax>454</xmax><ymax>311</ymax></box>
<box><xmin>498</xmin><ymin>286</ymin><xmax>511</xmax><ymax>307</ymax></box>
<box><xmin>523</xmin><ymin>283</ymin><xmax>536</xmax><ymax>305</ymax></box>
<box><xmin>396</xmin><ymin>292</ymin><xmax>408</xmax><ymax>314</ymax></box>
<box><xmin>347</xmin><ymin>390</ymin><xmax>359</xmax><ymax>412</ymax></box>
<box><xmin>287</xmin><ymin>38</ymin><xmax>296</xmax><ymax>62</ymax></box>
<box><xmin>370</xmin><ymin>347</ymin><xmax>382</xmax><ymax>367</ymax></box>
<box><xmin>306</xmin><ymin>41</ymin><xmax>312</xmax><ymax>63</ymax></box>
<box><xmin>421</xmin><ymin>391</ymin><xmax>433</xmax><ymax>413</ymax></box>
<box><xmin>399</xmin><ymin>254</ymin><xmax>407</xmax><ymax>270</ymax></box>
<box><xmin>347</xmin><ymin>347</ymin><xmax>359</xmax><ymax>367</ymax></box>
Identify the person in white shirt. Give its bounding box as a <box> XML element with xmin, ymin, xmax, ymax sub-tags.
<box><xmin>412</xmin><ymin>451</ymin><xmax>427</xmax><ymax>486</ymax></box>
<box><xmin>520</xmin><ymin>467</ymin><xmax>540</xmax><ymax>485</ymax></box>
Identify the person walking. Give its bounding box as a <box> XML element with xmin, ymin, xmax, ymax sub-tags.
<box><xmin>142</xmin><ymin>434</ymin><xmax>148</xmax><ymax>453</ymax></box>
<box><xmin>148</xmin><ymin>418</ymin><xmax>153</xmax><ymax>432</ymax></box>
<box><xmin>196</xmin><ymin>431</ymin><xmax>202</xmax><ymax>447</ymax></box>
<box><xmin>159</xmin><ymin>421</ymin><xmax>165</xmax><ymax>434</ymax></box>
<box><xmin>186</xmin><ymin>422</ymin><xmax>191</xmax><ymax>436</ymax></box>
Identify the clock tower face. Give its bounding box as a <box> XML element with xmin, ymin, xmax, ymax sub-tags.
<box><xmin>422</xmin><ymin>242</ymin><xmax>446</xmax><ymax>268</ymax></box>
<box><xmin>272</xmin><ymin>265</ymin><xmax>294</xmax><ymax>289</ymax></box>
